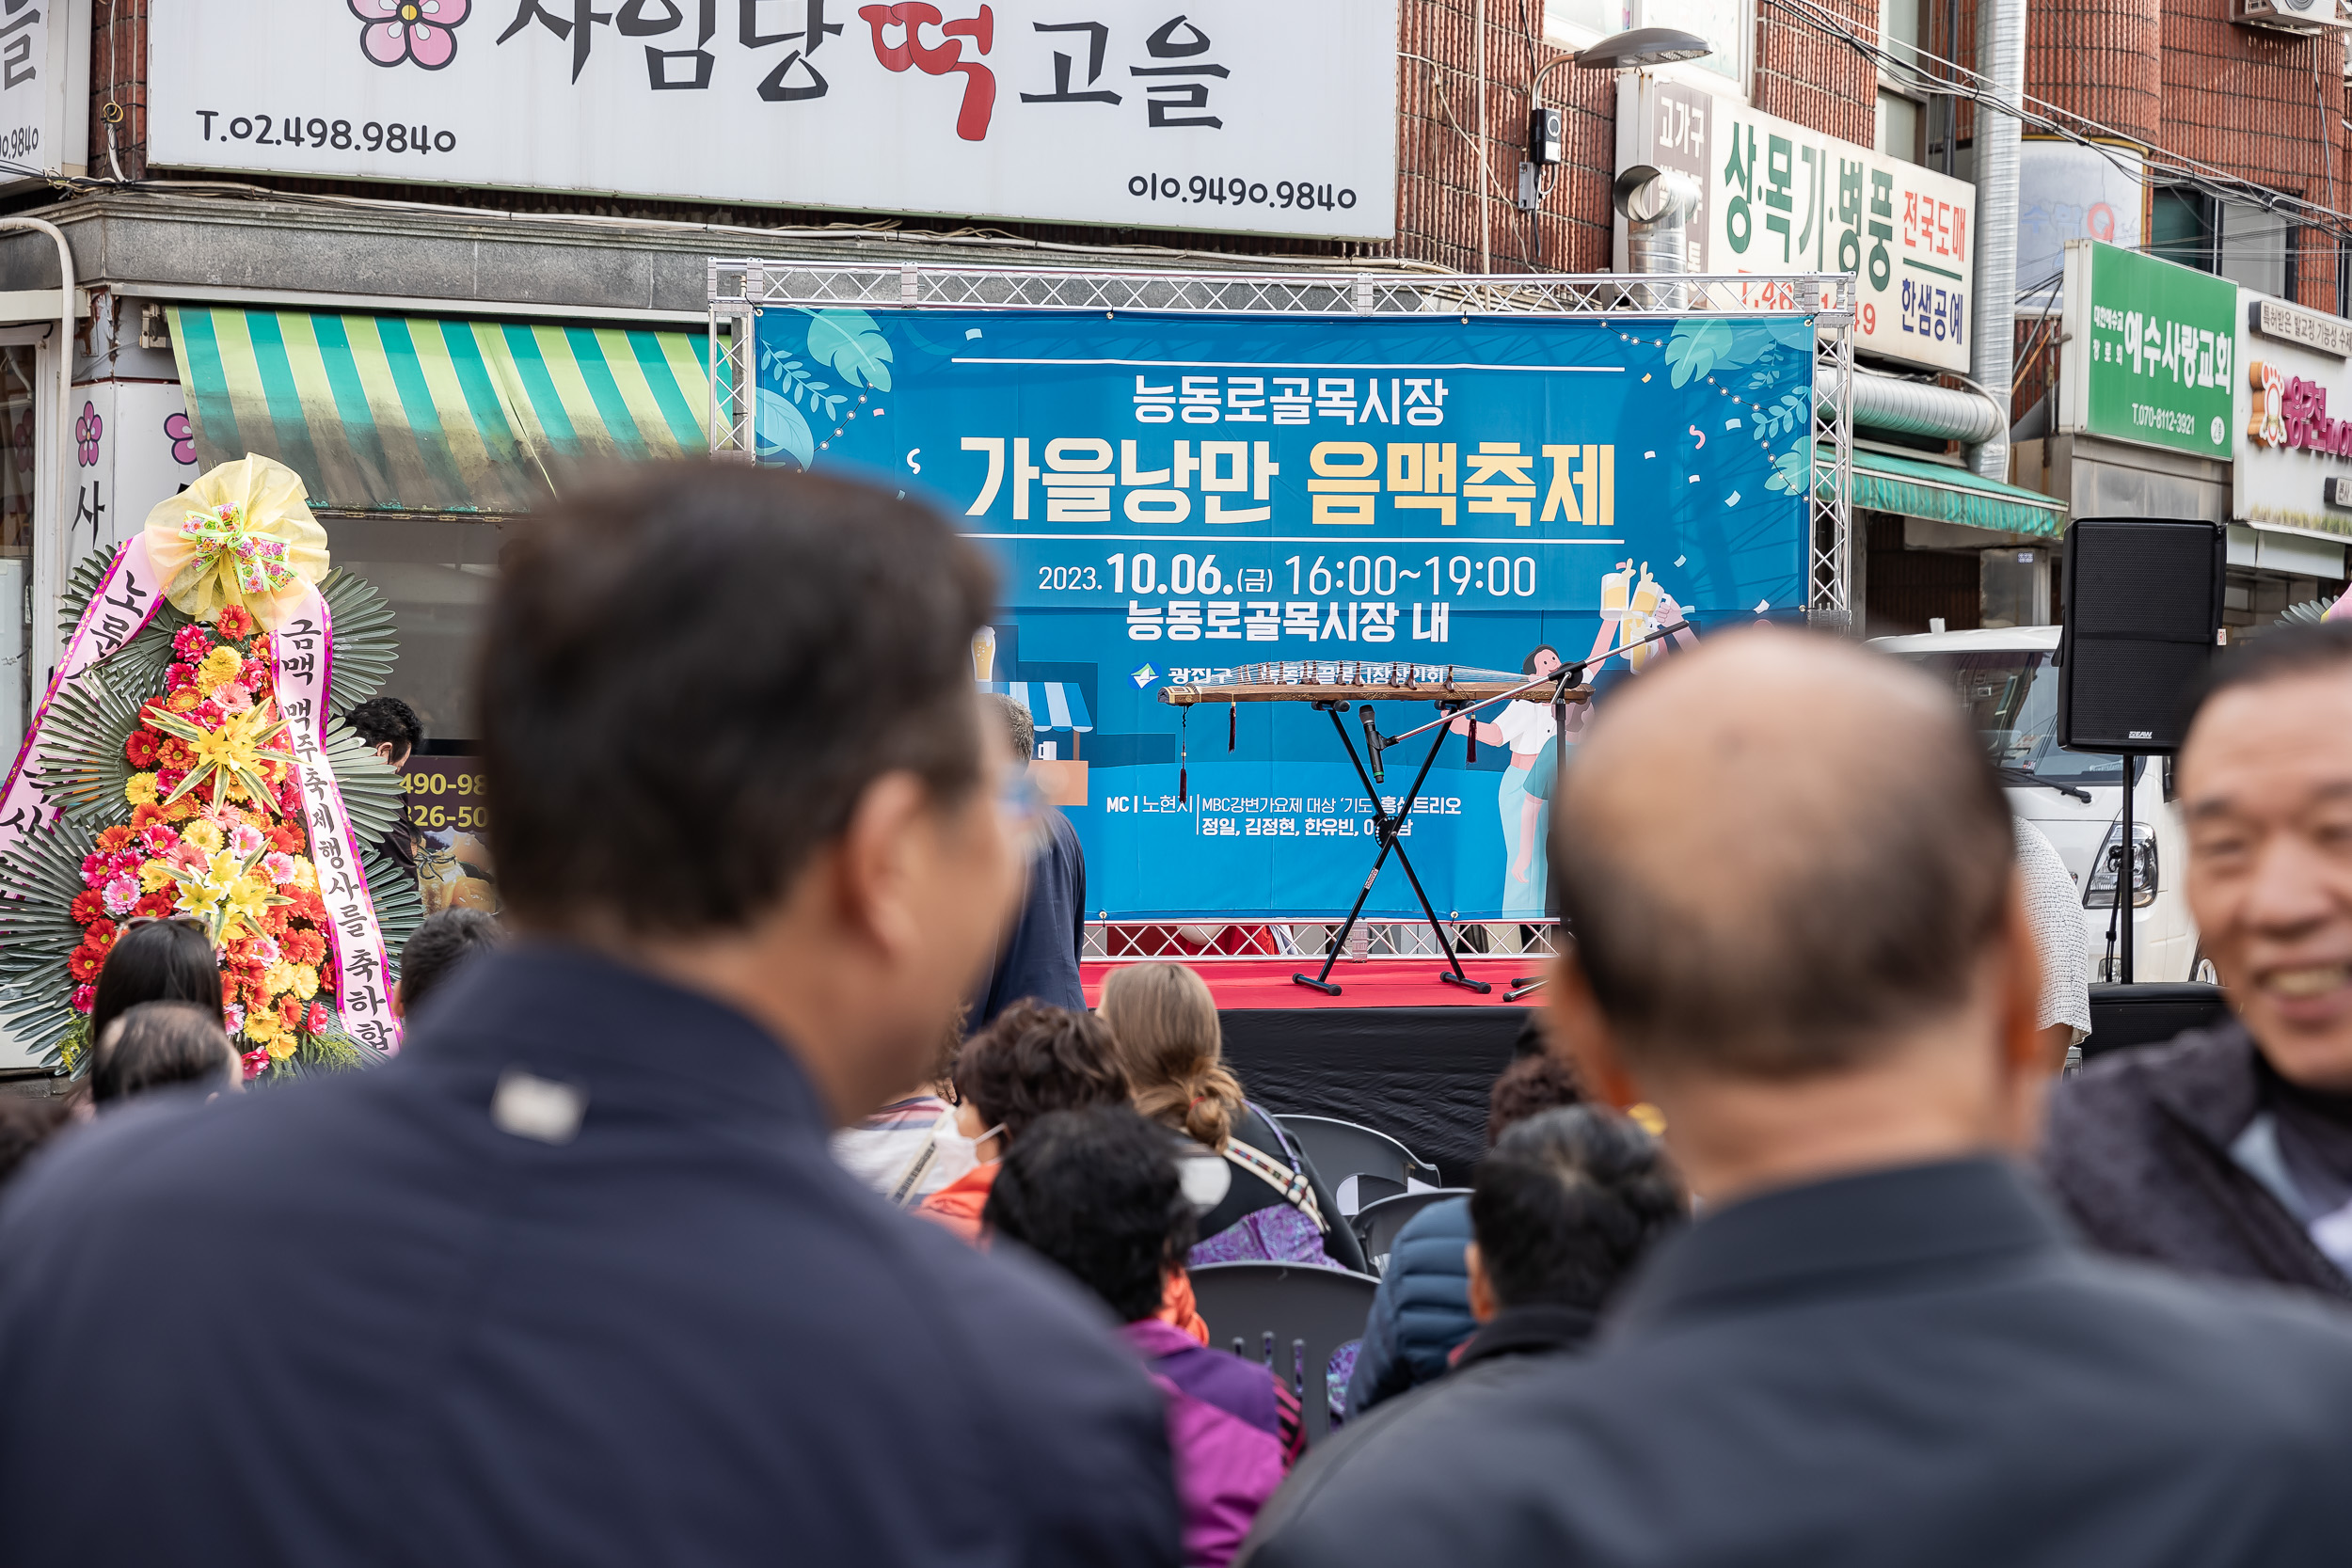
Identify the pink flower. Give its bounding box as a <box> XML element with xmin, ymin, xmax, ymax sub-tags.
<box><xmin>71</xmin><ymin>984</ymin><xmax>95</xmax><ymax>1015</ymax></box>
<box><xmin>264</xmin><ymin>852</ymin><xmax>300</xmax><ymax>885</ymax></box>
<box><xmin>165</xmin><ymin>411</ymin><xmax>197</xmax><ymax>467</ymax></box>
<box><xmin>79</xmin><ymin>852</ymin><xmax>105</xmax><ymax>886</ymax></box>
<box><xmin>101</xmin><ymin>873</ymin><xmax>139</xmax><ymax>917</ymax></box>
<box><xmin>230</xmin><ymin>823</ymin><xmax>265</xmax><ymax>859</ymax></box>
<box><xmin>225</xmin><ymin>1003</ymin><xmax>246</xmax><ymax>1036</ymax></box>
<box><xmin>172</xmin><ymin>625</ymin><xmax>213</xmax><ymax>663</ymax></box>
<box><xmin>241</xmin><ymin>1047</ymin><xmax>270</xmax><ymax>1081</ymax></box>
<box><xmin>73</xmin><ymin>401</ymin><xmax>101</xmax><ymax>467</ymax></box>
<box><xmin>246</xmin><ymin>933</ymin><xmax>281</xmax><ymax>969</ymax></box>
<box><xmin>215</xmin><ymin>683</ymin><xmax>254</xmax><ymax>713</ymax></box>
<box><xmin>140</xmin><ymin>824</ymin><xmax>178</xmax><ymax>855</ymax></box>
<box><xmin>351</xmin><ymin>0</ymin><xmax>469</xmax><ymax>70</ymax></box>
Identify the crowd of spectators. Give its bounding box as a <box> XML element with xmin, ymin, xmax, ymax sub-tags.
<box><xmin>6</xmin><ymin>463</ymin><xmax>2352</xmax><ymax>1568</ymax></box>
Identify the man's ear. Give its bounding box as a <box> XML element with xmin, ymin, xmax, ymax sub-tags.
<box><xmin>1464</xmin><ymin>1241</ymin><xmax>1499</xmax><ymax>1324</ymax></box>
<box><xmin>827</xmin><ymin>770</ymin><xmax>933</xmax><ymax>960</ymax></box>
<box><xmin>1549</xmin><ymin>952</ymin><xmax>1643</xmax><ymax>1110</ymax></box>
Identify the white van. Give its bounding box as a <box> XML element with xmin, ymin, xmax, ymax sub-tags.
<box><xmin>1872</xmin><ymin>626</ymin><xmax>2207</xmax><ymax>984</ymax></box>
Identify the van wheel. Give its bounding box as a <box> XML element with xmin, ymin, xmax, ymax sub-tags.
<box><xmin>2192</xmin><ymin>951</ymin><xmax>2217</xmax><ymax>985</ymax></box>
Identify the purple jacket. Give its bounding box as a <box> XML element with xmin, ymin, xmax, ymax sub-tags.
<box><xmin>1120</xmin><ymin>1319</ymin><xmax>1294</xmax><ymax>1568</ymax></box>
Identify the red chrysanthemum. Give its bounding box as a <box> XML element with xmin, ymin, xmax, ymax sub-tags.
<box><xmin>156</xmin><ymin>736</ymin><xmax>195</xmax><ymax>772</ymax></box>
<box><xmin>71</xmin><ymin>984</ymin><xmax>96</xmax><ymax>1015</ymax></box>
<box><xmin>238</xmin><ymin>657</ymin><xmax>271</xmax><ymax>689</ymax></box>
<box><xmin>95</xmin><ymin>825</ymin><xmax>134</xmax><ymax>853</ymax></box>
<box><xmin>123</xmin><ymin>729</ymin><xmax>162</xmax><ymax>768</ymax></box>
<box><xmin>66</xmin><ymin>943</ymin><xmax>106</xmax><ymax>982</ymax></box>
<box><xmin>164</xmin><ymin>663</ymin><xmax>195</xmax><ymax>692</ymax></box>
<box><xmin>281</xmin><ymin>927</ymin><xmax>326</xmax><ymax>965</ymax></box>
<box><xmin>214</xmin><ymin>604</ymin><xmax>257</xmax><ymax>641</ymax></box>
<box><xmin>131</xmin><ymin>801</ymin><xmax>168</xmax><ymax>831</ymax></box>
<box><xmin>171</xmin><ymin>624</ymin><xmax>213</xmax><ymax>663</ymax></box>
<box><xmin>70</xmin><ymin>890</ymin><xmax>104</xmax><ymax>925</ymax></box>
<box><xmin>269</xmin><ymin>824</ymin><xmax>305</xmax><ymax>854</ymax></box>
<box><xmin>84</xmin><ymin>919</ymin><xmax>119</xmax><ymax>951</ymax></box>
<box><xmin>133</xmin><ymin>890</ymin><xmax>178</xmax><ymax>919</ymax></box>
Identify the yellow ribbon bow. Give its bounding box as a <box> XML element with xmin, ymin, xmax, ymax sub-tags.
<box><xmin>141</xmin><ymin>453</ymin><xmax>330</xmax><ymax>631</ymax></box>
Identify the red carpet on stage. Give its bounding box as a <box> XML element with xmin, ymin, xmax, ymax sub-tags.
<box><xmin>1081</xmin><ymin>957</ymin><xmax>1536</xmax><ymax>1009</ymax></box>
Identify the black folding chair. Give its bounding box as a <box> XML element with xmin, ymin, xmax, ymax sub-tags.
<box><xmin>1272</xmin><ymin>1114</ymin><xmax>1441</xmax><ymax>1216</ymax></box>
<box><xmin>1352</xmin><ymin>1188</ymin><xmax>1471</xmax><ymax>1275</ymax></box>
<box><xmin>1187</xmin><ymin>1261</ymin><xmax>1380</xmax><ymax>1444</ymax></box>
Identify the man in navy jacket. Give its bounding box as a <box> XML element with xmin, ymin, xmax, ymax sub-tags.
<box><xmin>1244</xmin><ymin>629</ymin><xmax>2352</xmax><ymax>1568</ymax></box>
<box><xmin>0</xmin><ymin>466</ymin><xmax>1179</xmax><ymax>1567</ymax></box>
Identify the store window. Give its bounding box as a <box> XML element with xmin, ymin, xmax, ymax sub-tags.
<box><xmin>317</xmin><ymin>515</ymin><xmax>513</xmax><ymax>747</ymax></box>
<box><xmin>0</xmin><ymin>344</ymin><xmax>38</xmax><ymax>750</ymax></box>
<box><xmin>2149</xmin><ymin>188</ymin><xmax>2293</xmax><ymax>299</ymax></box>
<box><xmin>1547</xmin><ymin>0</ymin><xmax>1748</xmax><ymax>87</ymax></box>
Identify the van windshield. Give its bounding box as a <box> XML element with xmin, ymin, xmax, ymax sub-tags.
<box><xmin>1897</xmin><ymin>648</ymin><xmax>2125</xmax><ymax>787</ymax></box>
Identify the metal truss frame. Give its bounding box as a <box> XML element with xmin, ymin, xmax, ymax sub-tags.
<box><xmin>708</xmin><ymin>260</ymin><xmax>1855</xmax><ymax>621</ymax></box>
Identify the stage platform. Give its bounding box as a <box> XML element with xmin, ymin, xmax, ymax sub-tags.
<box><xmin>1083</xmin><ymin>959</ymin><xmax>1542</xmax><ymax>1186</ymax></box>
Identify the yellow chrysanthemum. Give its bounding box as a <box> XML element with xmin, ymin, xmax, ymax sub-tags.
<box><xmin>262</xmin><ymin>961</ymin><xmax>295</xmax><ymax>999</ymax></box>
<box><xmin>291</xmin><ymin>964</ymin><xmax>320</xmax><ymax>1002</ymax></box>
<box><xmin>244</xmin><ymin>1006</ymin><xmax>282</xmax><ymax>1044</ymax></box>
<box><xmin>124</xmin><ymin>771</ymin><xmax>160</xmax><ymax>806</ymax></box>
<box><xmin>266</xmin><ymin>1036</ymin><xmax>297</xmax><ymax>1061</ymax></box>
<box><xmin>293</xmin><ymin>859</ymin><xmax>319</xmax><ymax>891</ymax></box>
<box><xmin>198</xmin><ymin>647</ymin><xmax>244</xmax><ymax>690</ymax></box>
<box><xmin>138</xmin><ymin>861</ymin><xmax>176</xmax><ymax>893</ymax></box>
<box><xmin>183</xmin><ymin>819</ymin><xmax>224</xmax><ymax>852</ymax></box>
<box><xmin>165</xmin><ymin>793</ymin><xmax>199</xmax><ymax>822</ymax></box>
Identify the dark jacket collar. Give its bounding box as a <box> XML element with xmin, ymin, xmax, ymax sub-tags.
<box><xmin>1606</xmin><ymin>1157</ymin><xmax>2066</xmax><ymax>1340</ymax></box>
<box><xmin>400</xmin><ymin>942</ymin><xmax>829</xmax><ymax>1133</ymax></box>
<box><xmin>2141</xmin><ymin>1019</ymin><xmax>2265</xmax><ymax>1154</ymax></box>
<box><xmin>1454</xmin><ymin>1303</ymin><xmax>1597</xmax><ymax>1371</ymax></box>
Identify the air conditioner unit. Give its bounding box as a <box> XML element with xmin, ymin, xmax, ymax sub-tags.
<box><xmin>2231</xmin><ymin>0</ymin><xmax>2349</xmax><ymax>34</ymax></box>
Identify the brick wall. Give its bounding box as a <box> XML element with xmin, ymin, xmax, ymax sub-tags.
<box><xmin>1754</xmin><ymin>0</ymin><xmax>1878</xmax><ymax>147</ymax></box>
<box><xmin>2156</xmin><ymin>4</ymin><xmax>2348</xmax><ymax>312</ymax></box>
<box><xmin>2029</xmin><ymin>0</ymin><xmax>2163</xmax><ymax>145</ymax></box>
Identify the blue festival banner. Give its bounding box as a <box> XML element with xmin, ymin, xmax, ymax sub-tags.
<box><xmin>752</xmin><ymin>305</ymin><xmax>1815</xmax><ymax>918</ymax></box>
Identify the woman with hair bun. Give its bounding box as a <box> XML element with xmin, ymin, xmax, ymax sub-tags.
<box><xmin>1097</xmin><ymin>963</ymin><xmax>1366</xmax><ymax>1274</ymax></box>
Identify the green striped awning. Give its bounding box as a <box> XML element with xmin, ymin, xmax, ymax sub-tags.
<box><xmin>167</xmin><ymin>306</ymin><xmax>714</xmax><ymax>515</ymax></box>
<box><xmin>1844</xmin><ymin>445</ymin><xmax>2068</xmax><ymax>539</ymax></box>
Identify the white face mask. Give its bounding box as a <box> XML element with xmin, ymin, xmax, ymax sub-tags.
<box><xmin>925</xmin><ymin>1109</ymin><xmax>1004</xmax><ymax>1188</ymax></box>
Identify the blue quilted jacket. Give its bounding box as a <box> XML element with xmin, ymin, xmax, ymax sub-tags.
<box><xmin>1343</xmin><ymin>1197</ymin><xmax>1477</xmax><ymax>1419</ymax></box>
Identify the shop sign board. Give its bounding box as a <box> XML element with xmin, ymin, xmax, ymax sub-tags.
<box><xmin>2235</xmin><ymin>290</ymin><xmax>2352</xmax><ymax>539</ymax></box>
<box><xmin>2016</xmin><ymin>139</ymin><xmax>2142</xmax><ymax>314</ymax></box>
<box><xmin>146</xmin><ymin>1</ymin><xmax>1395</xmax><ymax>240</ymax></box>
<box><xmin>748</xmin><ymin>301</ymin><xmax>1816</xmax><ymax>917</ymax></box>
<box><xmin>1618</xmin><ymin>74</ymin><xmax>1975</xmax><ymax>372</ymax></box>
<box><xmin>0</xmin><ymin>0</ymin><xmax>89</xmax><ymax>186</ymax></box>
<box><xmin>2059</xmin><ymin>240</ymin><xmax>2237</xmax><ymax>461</ymax></box>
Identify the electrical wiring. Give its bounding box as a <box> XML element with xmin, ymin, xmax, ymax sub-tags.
<box><xmin>1758</xmin><ymin>0</ymin><xmax>2352</xmax><ymax>247</ymax></box>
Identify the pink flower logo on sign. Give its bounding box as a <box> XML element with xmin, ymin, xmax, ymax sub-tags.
<box><xmin>73</xmin><ymin>401</ymin><xmax>102</xmax><ymax>466</ymax></box>
<box><xmin>165</xmin><ymin>411</ymin><xmax>197</xmax><ymax>466</ymax></box>
<box><xmin>350</xmin><ymin>0</ymin><xmax>469</xmax><ymax>70</ymax></box>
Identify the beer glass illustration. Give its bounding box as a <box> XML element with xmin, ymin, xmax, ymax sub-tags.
<box><xmin>972</xmin><ymin>626</ymin><xmax>996</xmax><ymax>683</ymax></box>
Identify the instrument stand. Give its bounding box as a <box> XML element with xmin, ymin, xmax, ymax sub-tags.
<box><xmin>1294</xmin><ymin>701</ymin><xmax>1491</xmax><ymax>997</ymax></box>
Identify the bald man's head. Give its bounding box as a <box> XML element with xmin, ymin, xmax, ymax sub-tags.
<box><xmin>1553</xmin><ymin>627</ymin><xmax>2013</xmax><ymax>1080</ymax></box>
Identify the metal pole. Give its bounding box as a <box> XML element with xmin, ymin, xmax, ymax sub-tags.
<box><xmin>2117</xmin><ymin>756</ymin><xmax>2136</xmax><ymax>986</ymax></box>
<box><xmin>1967</xmin><ymin>0</ymin><xmax>2025</xmax><ymax>483</ymax></box>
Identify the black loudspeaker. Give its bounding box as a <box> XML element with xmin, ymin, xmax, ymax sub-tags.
<box><xmin>2058</xmin><ymin>518</ymin><xmax>2225</xmax><ymax>753</ymax></box>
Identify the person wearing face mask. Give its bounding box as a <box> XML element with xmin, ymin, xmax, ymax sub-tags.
<box><xmin>917</xmin><ymin>1000</ymin><xmax>1134</xmax><ymax>1243</ymax></box>
<box><xmin>831</xmin><ymin>1007</ymin><xmax>972</xmax><ymax>1208</ymax></box>
<box><xmin>2044</xmin><ymin>624</ymin><xmax>2352</xmax><ymax>1301</ymax></box>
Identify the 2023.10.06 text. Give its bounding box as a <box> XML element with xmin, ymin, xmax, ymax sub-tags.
<box><xmin>1039</xmin><ymin>554</ymin><xmax>1542</xmax><ymax>597</ymax></box>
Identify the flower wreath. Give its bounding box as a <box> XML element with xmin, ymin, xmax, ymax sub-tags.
<box><xmin>0</xmin><ymin>455</ymin><xmax>421</xmax><ymax>1077</ymax></box>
